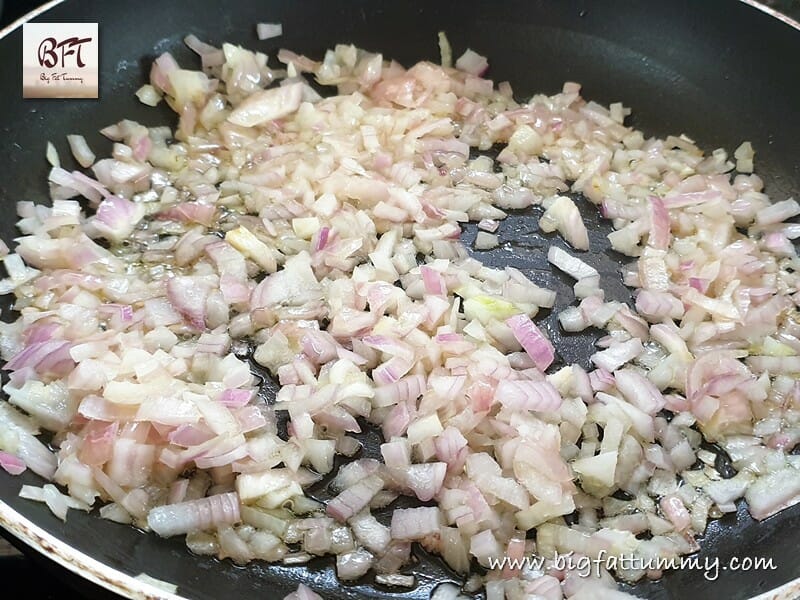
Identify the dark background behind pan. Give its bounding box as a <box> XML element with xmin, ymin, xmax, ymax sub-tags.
<box><xmin>0</xmin><ymin>1</ymin><xmax>799</xmax><ymax>598</ymax></box>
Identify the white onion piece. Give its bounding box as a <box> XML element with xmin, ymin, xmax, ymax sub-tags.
<box><xmin>92</xmin><ymin>196</ymin><xmax>145</xmax><ymax>243</ymax></box>
<box><xmin>591</xmin><ymin>339</ymin><xmax>643</xmax><ymax>372</ymax></box>
<box><xmin>635</xmin><ymin>289</ymin><xmax>684</xmax><ymax>321</ymax></box>
<box><xmin>66</xmin><ymin>135</ymin><xmax>96</xmax><ymax>168</ymax></box>
<box><xmin>455</xmin><ymin>49</ymin><xmax>488</xmax><ymax>76</ymax></box>
<box><xmin>336</xmin><ymin>548</ymin><xmax>373</xmax><ymax>580</ymax></box>
<box><xmin>558</xmin><ymin>306</ymin><xmax>589</xmax><ymax>332</ymax></box>
<box><xmin>0</xmin><ymin>403</ymin><xmax>56</xmax><ymax>479</ymax></box>
<box><xmin>474</xmin><ymin>231</ymin><xmax>499</xmax><ymax>249</ymax></box>
<box><xmin>326</xmin><ymin>475</ymin><xmax>383</xmax><ymax>522</ymax></box>
<box><xmin>256</xmin><ymin>23</ymin><xmax>283</xmax><ymax>40</ymax></box>
<box><xmin>745</xmin><ymin>468</ymin><xmax>800</xmax><ymax>521</ymax></box>
<box><xmin>375</xmin><ymin>574</ymin><xmax>415</xmax><ymax>588</ymax></box>
<box><xmin>539</xmin><ymin>195</ymin><xmax>589</xmax><ymax>250</ymax></box>
<box><xmin>469</xmin><ymin>529</ymin><xmax>502</xmax><ymax>568</ymax></box>
<box><xmin>613</xmin><ymin>369</ymin><xmax>665</xmax><ymax>415</ymax></box>
<box><xmin>396</xmin><ymin>462</ymin><xmax>447</xmax><ymax>502</ymax></box>
<box><xmin>283</xmin><ymin>584</ymin><xmax>323</xmax><ymax>600</ymax></box>
<box><xmin>390</xmin><ymin>506</ymin><xmax>441</xmax><ymax>540</ymax></box>
<box><xmin>348</xmin><ymin>510</ymin><xmax>391</xmax><ymax>554</ymax></box>
<box><xmin>19</xmin><ymin>484</ymin><xmax>89</xmax><ymax>521</ymax></box>
<box><xmin>496</xmin><ymin>379</ymin><xmax>562</xmax><ymax>412</ymax></box>
<box><xmin>133</xmin><ymin>573</ymin><xmax>178</xmax><ymax>594</ymax></box>
<box><xmin>147</xmin><ymin>492</ymin><xmax>241</xmax><ymax>537</ymax></box>
<box><xmin>755</xmin><ymin>198</ymin><xmax>800</xmax><ymax>225</ymax></box>
<box><xmin>135</xmin><ymin>84</ymin><xmax>162</xmax><ymax>107</ymax></box>
<box><xmin>46</xmin><ymin>141</ymin><xmax>60</xmax><ymax>168</ymax></box>
<box><xmin>228</xmin><ymin>82</ymin><xmax>304</xmax><ymax>127</ymax></box>
<box><xmin>547</xmin><ymin>246</ymin><xmax>598</xmax><ymax>280</ymax></box>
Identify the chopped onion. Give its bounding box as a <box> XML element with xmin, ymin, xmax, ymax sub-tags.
<box><xmin>256</xmin><ymin>23</ymin><xmax>283</xmax><ymax>40</ymax></box>
<box><xmin>474</xmin><ymin>231</ymin><xmax>499</xmax><ymax>250</ymax></box>
<box><xmin>228</xmin><ymin>82</ymin><xmax>304</xmax><ymax>127</ymax></box>
<box><xmin>135</xmin><ymin>84</ymin><xmax>162</xmax><ymax>107</ymax></box>
<box><xmin>46</xmin><ymin>141</ymin><xmax>60</xmax><ymax>167</ymax></box>
<box><xmin>745</xmin><ymin>468</ymin><xmax>800</xmax><ymax>521</ymax></box>
<box><xmin>147</xmin><ymin>492</ymin><xmax>241</xmax><ymax>537</ymax></box>
<box><xmin>0</xmin><ymin>32</ymin><xmax>797</xmax><ymax>598</ymax></box>
<box><xmin>19</xmin><ymin>483</ymin><xmax>89</xmax><ymax>521</ymax></box>
<box><xmin>66</xmin><ymin>134</ymin><xmax>96</xmax><ymax>168</ymax></box>
<box><xmin>539</xmin><ymin>195</ymin><xmax>589</xmax><ymax>250</ymax></box>
<box><xmin>506</xmin><ymin>313</ymin><xmax>555</xmax><ymax>371</ymax></box>
<box><xmin>455</xmin><ymin>49</ymin><xmax>488</xmax><ymax>76</ymax></box>
<box><xmin>496</xmin><ymin>379</ymin><xmax>562</xmax><ymax>412</ymax></box>
<box><xmin>0</xmin><ymin>450</ymin><xmax>26</xmax><ymax>475</ymax></box>
<box><xmin>283</xmin><ymin>584</ymin><xmax>323</xmax><ymax>600</ymax></box>
<box><xmin>547</xmin><ymin>246</ymin><xmax>598</xmax><ymax>280</ymax></box>
<box><xmin>390</xmin><ymin>506</ymin><xmax>441</xmax><ymax>540</ymax></box>
<box><xmin>326</xmin><ymin>475</ymin><xmax>384</xmax><ymax>522</ymax></box>
<box><xmin>591</xmin><ymin>338</ymin><xmax>643</xmax><ymax>372</ymax></box>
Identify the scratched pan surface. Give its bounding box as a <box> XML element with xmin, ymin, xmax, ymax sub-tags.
<box><xmin>0</xmin><ymin>0</ymin><xmax>799</xmax><ymax>599</ymax></box>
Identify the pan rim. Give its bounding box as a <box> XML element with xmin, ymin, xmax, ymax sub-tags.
<box><xmin>0</xmin><ymin>0</ymin><xmax>64</xmax><ymax>40</ymax></box>
<box><xmin>0</xmin><ymin>1</ymin><xmax>798</xmax><ymax>600</ymax></box>
<box><xmin>1</xmin><ymin>0</ymin><xmax>799</xmax><ymax>42</ymax></box>
<box><xmin>740</xmin><ymin>0</ymin><xmax>800</xmax><ymax>30</ymax></box>
<box><xmin>0</xmin><ymin>498</ymin><xmax>185</xmax><ymax>600</ymax></box>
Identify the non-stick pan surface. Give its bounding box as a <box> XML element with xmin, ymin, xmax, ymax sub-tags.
<box><xmin>0</xmin><ymin>1</ymin><xmax>799</xmax><ymax>598</ymax></box>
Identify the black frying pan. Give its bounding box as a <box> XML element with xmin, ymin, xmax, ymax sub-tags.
<box><xmin>0</xmin><ymin>1</ymin><xmax>799</xmax><ymax>598</ymax></box>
